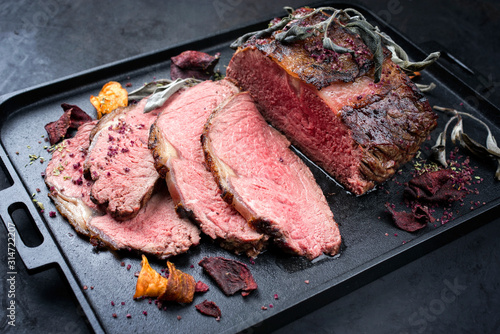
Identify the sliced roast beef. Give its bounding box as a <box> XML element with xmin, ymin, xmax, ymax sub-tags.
<box><xmin>202</xmin><ymin>92</ymin><xmax>341</xmax><ymax>260</ymax></box>
<box><xmin>149</xmin><ymin>79</ymin><xmax>268</xmax><ymax>257</ymax></box>
<box><xmin>88</xmin><ymin>184</ymin><xmax>200</xmax><ymax>259</ymax></box>
<box><xmin>45</xmin><ymin>121</ymin><xmax>100</xmax><ymax>235</ymax></box>
<box><xmin>84</xmin><ymin>98</ymin><xmax>163</xmax><ymax>220</ymax></box>
<box><xmin>46</xmin><ymin>119</ymin><xmax>200</xmax><ymax>258</ymax></box>
<box><xmin>226</xmin><ymin>8</ymin><xmax>437</xmax><ymax>195</ymax></box>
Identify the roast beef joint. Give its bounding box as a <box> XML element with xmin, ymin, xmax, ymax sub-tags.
<box><xmin>227</xmin><ymin>7</ymin><xmax>438</xmax><ymax>195</ymax></box>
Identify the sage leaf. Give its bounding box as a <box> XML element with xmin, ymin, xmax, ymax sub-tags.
<box><xmin>345</xmin><ymin>20</ymin><xmax>384</xmax><ymax>82</ymax></box>
<box><xmin>275</xmin><ymin>25</ymin><xmax>315</xmax><ymax>44</ymax></box>
<box><xmin>415</xmin><ymin>82</ymin><xmax>437</xmax><ymax>93</ymax></box>
<box><xmin>434</xmin><ymin>105</ymin><xmax>500</xmax><ymax>180</ymax></box>
<box><xmin>486</xmin><ymin>130</ymin><xmax>500</xmax><ymax>156</ymax></box>
<box><xmin>322</xmin><ymin>37</ymin><xmax>354</xmax><ymax>55</ymax></box>
<box><xmin>144</xmin><ymin>78</ymin><xmax>201</xmax><ymax>113</ymax></box>
<box><xmin>394</xmin><ymin>51</ymin><xmax>441</xmax><ymax>73</ymax></box>
<box><xmin>127</xmin><ymin>79</ymin><xmax>173</xmax><ymax>101</ymax></box>
<box><xmin>450</xmin><ymin>116</ymin><xmax>463</xmax><ymax>144</ymax></box>
<box><xmin>430</xmin><ymin>131</ymin><xmax>448</xmax><ymax>167</ymax></box>
<box><xmin>230</xmin><ymin>6</ymin><xmax>440</xmax><ymax>82</ymax></box>
<box><xmin>342</xmin><ymin>8</ymin><xmax>367</xmax><ymax>22</ymax></box>
<box><xmin>230</xmin><ymin>15</ymin><xmax>293</xmax><ymax>49</ymax></box>
<box><xmin>230</xmin><ymin>31</ymin><xmax>259</xmax><ymax>49</ymax></box>
<box><xmin>460</xmin><ymin>132</ymin><xmax>492</xmax><ymax>157</ymax></box>
<box><xmin>381</xmin><ymin>32</ymin><xmax>440</xmax><ymax>73</ymax></box>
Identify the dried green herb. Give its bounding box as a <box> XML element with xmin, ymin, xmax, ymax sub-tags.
<box><xmin>275</xmin><ymin>25</ymin><xmax>315</xmax><ymax>43</ymax></box>
<box><xmin>381</xmin><ymin>31</ymin><xmax>441</xmax><ymax>73</ymax></box>
<box><xmin>322</xmin><ymin>37</ymin><xmax>353</xmax><ymax>55</ymax></box>
<box><xmin>128</xmin><ymin>78</ymin><xmax>201</xmax><ymax>113</ymax></box>
<box><xmin>229</xmin><ymin>14</ymin><xmax>292</xmax><ymax>49</ymax></box>
<box><xmin>127</xmin><ymin>79</ymin><xmax>173</xmax><ymax>101</ymax></box>
<box><xmin>415</xmin><ymin>82</ymin><xmax>436</xmax><ymax>93</ymax></box>
<box><xmin>433</xmin><ymin>106</ymin><xmax>500</xmax><ymax>180</ymax></box>
<box><xmin>450</xmin><ymin>115</ymin><xmax>463</xmax><ymax>144</ymax></box>
<box><xmin>430</xmin><ymin>118</ymin><xmax>454</xmax><ymax>168</ymax></box>
<box><xmin>230</xmin><ymin>6</ymin><xmax>440</xmax><ymax>83</ymax></box>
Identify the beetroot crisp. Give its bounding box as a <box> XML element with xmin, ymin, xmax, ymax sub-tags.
<box><xmin>170</xmin><ymin>50</ymin><xmax>220</xmax><ymax>80</ymax></box>
<box><xmin>387</xmin><ymin>168</ymin><xmax>468</xmax><ymax>232</ymax></box>
<box><xmin>195</xmin><ymin>280</ymin><xmax>209</xmax><ymax>293</ymax></box>
<box><xmin>385</xmin><ymin>203</ymin><xmax>435</xmax><ymax>232</ymax></box>
<box><xmin>195</xmin><ymin>300</ymin><xmax>221</xmax><ymax>320</ymax></box>
<box><xmin>44</xmin><ymin>103</ymin><xmax>93</xmax><ymax>145</ymax></box>
<box><xmin>404</xmin><ymin>169</ymin><xmax>467</xmax><ymax>203</ymax></box>
<box><xmin>198</xmin><ymin>257</ymin><xmax>257</xmax><ymax>296</ymax></box>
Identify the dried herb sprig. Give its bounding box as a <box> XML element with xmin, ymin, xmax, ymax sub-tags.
<box><xmin>433</xmin><ymin>106</ymin><xmax>500</xmax><ymax>180</ymax></box>
<box><xmin>128</xmin><ymin>78</ymin><xmax>201</xmax><ymax>113</ymax></box>
<box><xmin>230</xmin><ymin>6</ymin><xmax>440</xmax><ymax>83</ymax></box>
<box><xmin>415</xmin><ymin>82</ymin><xmax>436</xmax><ymax>93</ymax></box>
<box><xmin>128</xmin><ymin>79</ymin><xmax>173</xmax><ymax>101</ymax></box>
<box><xmin>430</xmin><ymin>115</ymin><xmax>457</xmax><ymax>167</ymax></box>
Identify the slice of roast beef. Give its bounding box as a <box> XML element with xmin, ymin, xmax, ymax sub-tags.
<box><xmin>87</xmin><ymin>184</ymin><xmax>201</xmax><ymax>259</ymax></box>
<box><xmin>149</xmin><ymin>79</ymin><xmax>268</xmax><ymax>257</ymax></box>
<box><xmin>46</xmin><ymin>118</ymin><xmax>200</xmax><ymax>258</ymax></box>
<box><xmin>202</xmin><ymin>92</ymin><xmax>341</xmax><ymax>260</ymax></box>
<box><xmin>45</xmin><ymin>121</ymin><xmax>100</xmax><ymax>235</ymax></box>
<box><xmin>84</xmin><ymin>98</ymin><xmax>163</xmax><ymax>220</ymax></box>
<box><xmin>226</xmin><ymin>8</ymin><xmax>437</xmax><ymax>195</ymax></box>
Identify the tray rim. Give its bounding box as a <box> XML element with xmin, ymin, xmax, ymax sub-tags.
<box><xmin>1</xmin><ymin>3</ymin><xmax>500</xmax><ymax>333</ymax></box>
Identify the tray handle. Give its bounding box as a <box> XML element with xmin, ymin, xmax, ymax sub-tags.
<box><xmin>0</xmin><ymin>191</ymin><xmax>59</xmax><ymax>271</ymax></box>
<box><xmin>0</xmin><ymin>150</ymin><xmax>105</xmax><ymax>333</ymax></box>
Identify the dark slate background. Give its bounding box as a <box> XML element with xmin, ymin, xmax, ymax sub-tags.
<box><xmin>1</xmin><ymin>1</ymin><xmax>499</xmax><ymax>333</ymax></box>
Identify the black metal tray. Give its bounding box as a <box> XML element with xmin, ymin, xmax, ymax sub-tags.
<box><xmin>1</xmin><ymin>4</ymin><xmax>499</xmax><ymax>333</ymax></box>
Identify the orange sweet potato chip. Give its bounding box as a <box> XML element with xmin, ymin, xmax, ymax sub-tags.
<box><xmin>160</xmin><ymin>261</ymin><xmax>196</xmax><ymax>304</ymax></box>
<box><xmin>133</xmin><ymin>255</ymin><xmax>195</xmax><ymax>304</ymax></box>
<box><xmin>90</xmin><ymin>81</ymin><xmax>128</xmax><ymax>119</ymax></box>
<box><xmin>133</xmin><ymin>255</ymin><xmax>168</xmax><ymax>299</ymax></box>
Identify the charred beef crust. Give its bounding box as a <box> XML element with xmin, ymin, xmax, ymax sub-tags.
<box><xmin>249</xmin><ymin>218</ymin><xmax>289</xmax><ymax>253</ymax></box>
<box><xmin>249</xmin><ymin>9</ymin><xmax>376</xmax><ymax>89</ymax></box>
<box><xmin>148</xmin><ymin>122</ymin><xmax>170</xmax><ymax>178</ymax></box>
<box><xmin>201</xmin><ymin>146</ymin><xmax>234</xmax><ymax>205</ymax></box>
<box><xmin>340</xmin><ymin>67</ymin><xmax>437</xmax><ymax>183</ymax></box>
